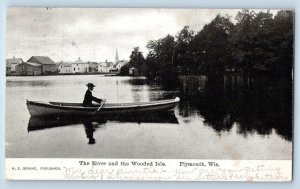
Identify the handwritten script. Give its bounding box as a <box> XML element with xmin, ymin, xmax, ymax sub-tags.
<box><xmin>5</xmin><ymin>159</ymin><xmax>291</xmax><ymax>181</ymax></box>
<box><xmin>62</xmin><ymin>164</ymin><xmax>290</xmax><ymax>181</ymax></box>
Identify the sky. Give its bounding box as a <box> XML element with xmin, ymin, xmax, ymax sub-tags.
<box><xmin>6</xmin><ymin>8</ymin><xmax>279</xmax><ymax>63</ymax></box>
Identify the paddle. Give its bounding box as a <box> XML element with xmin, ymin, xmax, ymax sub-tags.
<box><xmin>92</xmin><ymin>99</ymin><xmax>106</xmax><ymax>115</ymax></box>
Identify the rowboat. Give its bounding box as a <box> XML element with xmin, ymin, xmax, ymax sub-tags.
<box><xmin>26</xmin><ymin>97</ymin><xmax>180</xmax><ymax>117</ymax></box>
<box><xmin>27</xmin><ymin>113</ymin><xmax>179</xmax><ymax>131</ymax></box>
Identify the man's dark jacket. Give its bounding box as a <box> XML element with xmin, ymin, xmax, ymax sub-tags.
<box><xmin>83</xmin><ymin>90</ymin><xmax>102</xmax><ymax>107</ymax></box>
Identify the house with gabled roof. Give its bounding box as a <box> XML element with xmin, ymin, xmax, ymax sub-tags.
<box><xmin>115</xmin><ymin>60</ymin><xmax>128</xmax><ymax>70</ymax></box>
<box><xmin>27</xmin><ymin>56</ymin><xmax>57</xmax><ymax>75</ymax></box>
<box><xmin>57</xmin><ymin>61</ymin><xmax>72</xmax><ymax>74</ymax></box>
<box><xmin>109</xmin><ymin>60</ymin><xmax>128</xmax><ymax>74</ymax></box>
<box><xmin>98</xmin><ymin>60</ymin><xmax>113</xmax><ymax>73</ymax></box>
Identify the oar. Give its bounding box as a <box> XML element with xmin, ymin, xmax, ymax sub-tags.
<box><xmin>92</xmin><ymin>99</ymin><xmax>106</xmax><ymax>115</ymax></box>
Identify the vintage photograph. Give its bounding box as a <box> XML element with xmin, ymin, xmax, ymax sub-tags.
<box><xmin>5</xmin><ymin>8</ymin><xmax>293</xmax><ymax>163</ymax></box>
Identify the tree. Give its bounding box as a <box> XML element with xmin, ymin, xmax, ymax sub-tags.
<box><xmin>269</xmin><ymin>10</ymin><xmax>294</xmax><ymax>75</ymax></box>
<box><xmin>127</xmin><ymin>47</ymin><xmax>146</xmax><ymax>75</ymax></box>
<box><xmin>142</xmin><ymin>9</ymin><xmax>294</xmax><ymax>81</ymax></box>
<box><xmin>174</xmin><ymin>26</ymin><xmax>194</xmax><ymax>73</ymax></box>
<box><xmin>146</xmin><ymin>34</ymin><xmax>175</xmax><ymax>76</ymax></box>
<box><xmin>230</xmin><ymin>10</ymin><xmax>257</xmax><ymax>72</ymax></box>
<box><xmin>145</xmin><ymin>50</ymin><xmax>158</xmax><ymax>77</ymax></box>
<box><xmin>192</xmin><ymin>14</ymin><xmax>234</xmax><ymax>74</ymax></box>
<box><xmin>230</xmin><ymin>9</ymin><xmax>294</xmax><ymax>75</ymax></box>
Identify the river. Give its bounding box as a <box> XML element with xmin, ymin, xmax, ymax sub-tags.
<box><xmin>5</xmin><ymin>75</ymin><xmax>292</xmax><ymax>159</ymax></box>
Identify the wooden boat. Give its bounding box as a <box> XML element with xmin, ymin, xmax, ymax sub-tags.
<box><xmin>27</xmin><ymin>97</ymin><xmax>180</xmax><ymax>117</ymax></box>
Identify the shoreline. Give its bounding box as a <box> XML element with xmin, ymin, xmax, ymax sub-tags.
<box><xmin>6</xmin><ymin>73</ymin><xmax>119</xmax><ymax>77</ymax></box>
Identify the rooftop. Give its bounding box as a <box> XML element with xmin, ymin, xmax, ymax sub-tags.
<box><xmin>27</xmin><ymin>56</ymin><xmax>56</xmax><ymax>65</ymax></box>
<box><xmin>6</xmin><ymin>57</ymin><xmax>23</xmax><ymax>67</ymax></box>
<box><xmin>20</xmin><ymin>62</ymin><xmax>42</xmax><ymax>67</ymax></box>
<box><xmin>58</xmin><ymin>62</ymin><xmax>72</xmax><ymax>67</ymax></box>
<box><xmin>99</xmin><ymin>62</ymin><xmax>113</xmax><ymax>67</ymax></box>
<box><xmin>73</xmin><ymin>57</ymin><xmax>87</xmax><ymax>64</ymax></box>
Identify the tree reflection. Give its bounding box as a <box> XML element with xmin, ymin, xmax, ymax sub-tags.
<box><xmin>177</xmin><ymin>74</ymin><xmax>292</xmax><ymax>141</ymax></box>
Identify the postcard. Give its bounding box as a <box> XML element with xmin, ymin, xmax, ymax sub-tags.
<box><xmin>5</xmin><ymin>8</ymin><xmax>293</xmax><ymax>181</ymax></box>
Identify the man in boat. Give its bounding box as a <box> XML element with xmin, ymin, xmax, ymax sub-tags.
<box><xmin>83</xmin><ymin>83</ymin><xmax>104</xmax><ymax>107</ymax></box>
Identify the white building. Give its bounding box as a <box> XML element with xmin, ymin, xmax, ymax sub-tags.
<box><xmin>71</xmin><ymin>57</ymin><xmax>89</xmax><ymax>73</ymax></box>
<box><xmin>98</xmin><ymin>60</ymin><xmax>113</xmax><ymax>73</ymax></box>
<box><xmin>111</xmin><ymin>49</ymin><xmax>128</xmax><ymax>73</ymax></box>
<box><xmin>116</xmin><ymin>60</ymin><xmax>127</xmax><ymax>69</ymax></box>
<box><xmin>57</xmin><ymin>62</ymin><xmax>72</xmax><ymax>74</ymax></box>
<box><xmin>110</xmin><ymin>60</ymin><xmax>128</xmax><ymax>74</ymax></box>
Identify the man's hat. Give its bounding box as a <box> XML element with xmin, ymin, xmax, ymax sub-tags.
<box><xmin>86</xmin><ymin>83</ymin><xmax>96</xmax><ymax>87</ymax></box>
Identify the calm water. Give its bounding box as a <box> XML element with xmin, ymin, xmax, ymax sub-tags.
<box><xmin>5</xmin><ymin>75</ymin><xmax>292</xmax><ymax>159</ymax></box>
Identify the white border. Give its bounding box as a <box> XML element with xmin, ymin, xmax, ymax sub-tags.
<box><xmin>1</xmin><ymin>0</ymin><xmax>299</xmax><ymax>188</ymax></box>
<box><xmin>6</xmin><ymin>158</ymin><xmax>292</xmax><ymax>181</ymax></box>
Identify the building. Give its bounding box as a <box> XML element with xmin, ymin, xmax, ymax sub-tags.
<box><xmin>15</xmin><ymin>62</ymin><xmax>42</xmax><ymax>76</ymax></box>
<box><xmin>57</xmin><ymin>62</ymin><xmax>72</xmax><ymax>74</ymax></box>
<box><xmin>109</xmin><ymin>60</ymin><xmax>128</xmax><ymax>74</ymax></box>
<box><xmin>109</xmin><ymin>63</ymin><xmax>122</xmax><ymax>74</ymax></box>
<box><xmin>115</xmin><ymin>60</ymin><xmax>127</xmax><ymax>70</ymax></box>
<box><xmin>27</xmin><ymin>56</ymin><xmax>57</xmax><ymax>75</ymax></box>
<box><xmin>98</xmin><ymin>60</ymin><xmax>113</xmax><ymax>73</ymax></box>
<box><xmin>6</xmin><ymin>57</ymin><xmax>23</xmax><ymax>75</ymax></box>
<box><xmin>71</xmin><ymin>57</ymin><xmax>89</xmax><ymax>73</ymax></box>
<box><xmin>129</xmin><ymin>67</ymin><xmax>139</xmax><ymax>76</ymax></box>
<box><xmin>6</xmin><ymin>63</ymin><xmax>10</xmax><ymax>75</ymax></box>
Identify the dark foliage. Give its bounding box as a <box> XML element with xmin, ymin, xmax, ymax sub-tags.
<box><xmin>136</xmin><ymin>10</ymin><xmax>294</xmax><ymax>79</ymax></box>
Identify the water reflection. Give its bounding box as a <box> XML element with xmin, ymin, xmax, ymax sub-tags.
<box><xmin>82</xmin><ymin>118</ymin><xmax>97</xmax><ymax>145</ymax></box>
<box><xmin>120</xmin><ymin>77</ymin><xmax>148</xmax><ymax>85</ymax></box>
<box><xmin>119</xmin><ymin>75</ymin><xmax>292</xmax><ymax>141</ymax></box>
<box><xmin>176</xmin><ymin>75</ymin><xmax>293</xmax><ymax>141</ymax></box>
<box><xmin>6</xmin><ymin>75</ymin><xmax>292</xmax><ymax>159</ymax></box>
<box><xmin>6</xmin><ymin>80</ymin><xmax>53</xmax><ymax>87</ymax></box>
<box><xmin>27</xmin><ymin>113</ymin><xmax>179</xmax><ymax>145</ymax></box>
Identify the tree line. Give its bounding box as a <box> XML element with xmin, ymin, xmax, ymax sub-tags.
<box><xmin>121</xmin><ymin>10</ymin><xmax>294</xmax><ymax>79</ymax></box>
